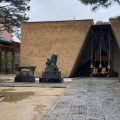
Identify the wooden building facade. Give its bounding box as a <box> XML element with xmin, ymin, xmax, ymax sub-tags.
<box><xmin>0</xmin><ymin>39</ymin><xmax>20</xmax><ymax>74</ymax></box>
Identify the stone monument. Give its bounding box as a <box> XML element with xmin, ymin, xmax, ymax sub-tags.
<box><xmin>39</xmin><ymin>54</ymin><xmax>62</xmax><ymax>83</ymax></box>
<box><xmin>15</xmin><ymin>66</ymin><xmax>36</xmax><ymax>82</ymax></box>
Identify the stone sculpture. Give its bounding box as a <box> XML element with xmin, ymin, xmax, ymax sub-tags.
<box><xmin>39</xmin><ymin>54</ymin><xmax>62</xmax><ymax>83</ymax></box>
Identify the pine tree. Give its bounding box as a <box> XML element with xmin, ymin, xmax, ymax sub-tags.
<box><xmin>79</xmin><ymin>0</ymin><xmax>120</xmax><ymax>10</ymax></box>
<box><xmin>0</xmin><ymin>0</ymin><xmax>30</xmax><ymax>39</ymax></box>
<box><xmin>79</xmin><ymin>0</ymin><xmax>120</xmax><ymax>22</ymax></box>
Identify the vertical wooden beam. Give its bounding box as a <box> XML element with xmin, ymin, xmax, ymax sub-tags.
<box><xmin>0</xmin><ymin>47</ymin><xmax>1</xmax><ymax>73</ymax></box>
<box><xmin>5</xmin><ymin>49</ymin><xmax>7</xmax><ymax>74</ymax></box>
<box><xmin>12</xmin><ymin>48</ymin><xmax>15</xmax><ymax>74</ymax></box>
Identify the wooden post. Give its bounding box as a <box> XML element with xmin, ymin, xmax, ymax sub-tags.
<box><xmin>5</xmin><ymin>49</ymin><xmax>7</xmax><ymax>74</ymax></box>
<box><xmin>99</xmin><ymin>27</ymin><xmax>102</xmax><ymax>68</ymax></box>
<box><xmin>0</xmin><ymin>48</ymin><xmax>1</xmax><ymax>73</ymax></box>
<box><xmin>90</xmin><ymin>29</ymin><xmax>93</xmax><ymax>68</ymax></box>
<box><xmin>108</xmin><ymin>27</ymin><xmax>111</xmax><ymax>69</ymax></box>
<box><xmin>12</xmin><ymin>49</ymin><xmax>15</xmax><ymax>74</ymax></box>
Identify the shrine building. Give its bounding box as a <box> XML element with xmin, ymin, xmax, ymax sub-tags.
<box><xmin>0</xmin><ymin>38</ymin><xmax>20</xmax><ymax>74</ymax></box>
<box><xmin>0</xmin><ymin>9</ymin><xmax>20</xmax><ymax>74</ymax></box>
<box><xmin>21</xmin><ymin>18</ymin><xmax>120</xmax><ymax>78</ymax></box>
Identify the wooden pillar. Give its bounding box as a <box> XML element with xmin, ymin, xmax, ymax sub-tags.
<box><xmin>0</xmin><ymin>47</ymin><xmax>1</xmax><ymax>73</ymax></box>
<box><xmin>5</xmin><ymin>49</ymin><xmax>7</xmax><ymax>74</ymax></box>
<box><xmin>12</xmin><ymin>49</ymin><xmax>15</xmax><ymax>74</ymax></box>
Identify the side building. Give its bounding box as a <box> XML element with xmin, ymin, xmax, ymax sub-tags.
<box><xmin>0</xmin><ymin>38</ymin><xmax>20</xmax><ymax>74</ymax></box>
<box><xmin>0</xmin><ymin>9</ymin><xmax>20</xmax><ymax>74</ymax></box>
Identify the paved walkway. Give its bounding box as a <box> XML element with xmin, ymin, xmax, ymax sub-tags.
<box><xmin>41</xmin><ymin>77</ymin><xmax>120</xmax><ymax>120</ymax></box>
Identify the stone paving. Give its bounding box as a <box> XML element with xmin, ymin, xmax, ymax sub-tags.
<box><xmin>41</xmin><ymin>77</ymin><xmax>120</xmax><ymax>120</ymax></box>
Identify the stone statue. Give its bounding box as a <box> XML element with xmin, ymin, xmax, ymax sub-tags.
<box><xmin>39</xmin><ymin>54</ymin><xmax>62</xmax><ymax>83</ymax></box>
<box><xmin>51</xmin><ymin>54</ymin><xmax>57</xmax><ymax>66</ymax></box>
<box><xmin>46</xmin><ymin>54</ymin><xmax>58</xmax><ymax>67</ymax></box>
<box><xmin>46</xmin><ymin>58</ymin><xmax>52</xmax><ymax>67</ymax></box>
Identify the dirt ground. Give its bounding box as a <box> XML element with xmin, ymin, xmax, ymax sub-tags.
<box><xmin>0</xmin><ymin>75</ymin><xmax>66</xmax><ymax>120</ymax></box>
<box><xmin>0</xmin><ymin>87</ymin><xmax>65</xmax><ymax>120</ymax></box>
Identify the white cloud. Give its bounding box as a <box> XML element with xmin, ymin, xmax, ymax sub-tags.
<box><xmin>56</xmin><ymin>8</ymin><xmax>64</xmax><ymax>13</ymax></box>
<box><xmin>12</xmin><ymin>0</ymin><xmax>119</xmax><ymax>41</ymax></box>
<box><xmin>26</xmin><ymin>0</ymin><xmax>120</xmax><ymax>23</ymax></box>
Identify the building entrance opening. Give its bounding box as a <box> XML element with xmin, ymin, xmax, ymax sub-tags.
<box><xmin>0</xmin><ymin>50</ymin><xmax>12</xmax><ymax>74</ymax></box>
<box><xmin>72</xmin><ymin>24</ymin><xmax>119</xmax><ymax>77</ymax></box>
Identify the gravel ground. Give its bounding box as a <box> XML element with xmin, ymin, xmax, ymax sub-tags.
<box><xmin>0</xmin><ymin>75</ymin><xmax>68</xmax><ymax>120</ymax></box>
<box><xmin>0</xmin><ymin>87</ymin><xmax>65</xmax><ymax>120</ymax></box>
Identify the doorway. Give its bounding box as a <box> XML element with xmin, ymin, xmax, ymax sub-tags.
<box><xmin>71</xmin><ymin>24</ymin><xmax>119</xmax><ymax>77</ymax></box>
<box><xmin>0</xmin><ymin>49</ymin><xmax>13</xmax><ymax>74</ymax></box>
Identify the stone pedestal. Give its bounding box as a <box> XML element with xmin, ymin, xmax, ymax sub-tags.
<box><xmin>39</xmin><ymin>71</ymin><xmax>62</xmax><ymax>83</ymax></box>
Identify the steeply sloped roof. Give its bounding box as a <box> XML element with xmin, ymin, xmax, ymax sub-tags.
<box><xmin>0</xmin><ymin>37</ymin><xmax>12</xmax><ymax>45</ymax></box>
<box><xmin>109</xmin><ymin>18</ymin><xmax>120</xmax><ymax>50</ymax></box>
